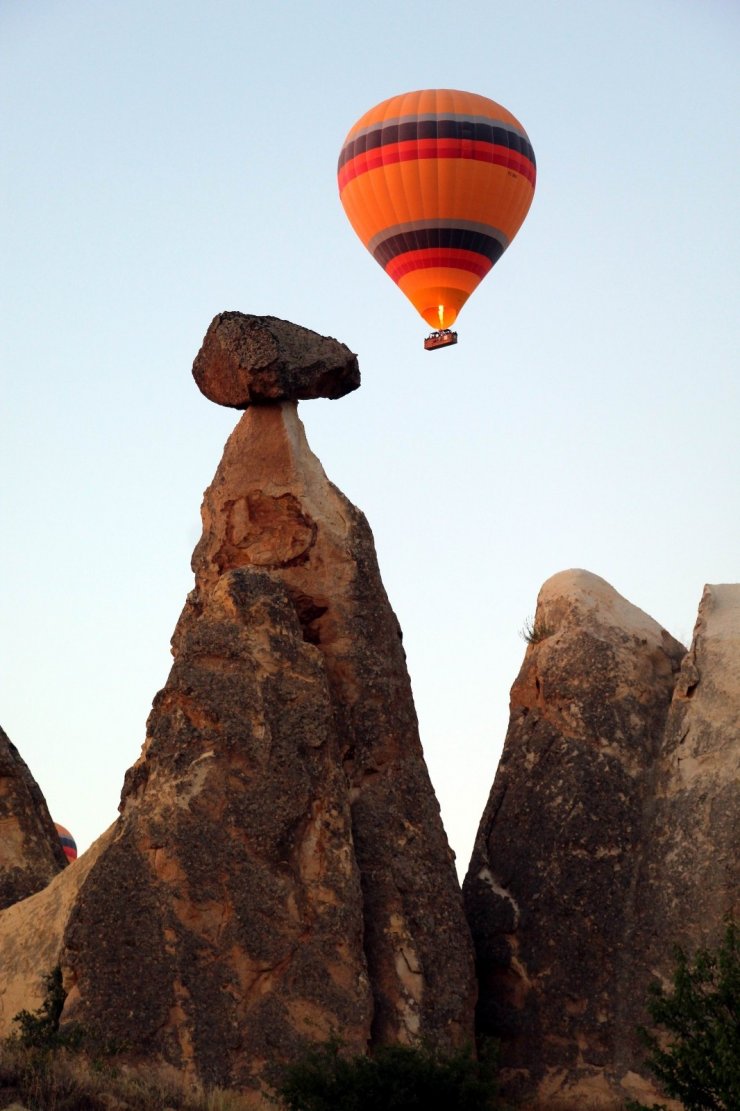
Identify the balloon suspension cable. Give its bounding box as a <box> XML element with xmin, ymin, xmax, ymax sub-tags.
<box><xmin>424</xmin><ymin>329</ymin><xmax>458</xmax><ymax>351</ymax></box>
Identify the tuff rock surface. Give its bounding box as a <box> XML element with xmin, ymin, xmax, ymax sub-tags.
<box><xmin>618</xmin><ymin>583</ymin><xmax>740</xmax><ymax>1107</ymax></box>
<box><xmin>186</xmin><ymin>402</ymin><xmax>476</xmax><ymax>1052</ymax></box>
<box><xmin>0</xmin><ymin>725</ymin><xmax>67</xmax><ymax>909</ymax></box>
<box><xmin>464</xmin><ymin>570</ymin><xmax>739</xmax><ymax>1109</ymax></box>
<box><xmin>0</xmin><ymin>384</ymin><xmax>474</xmax><ymax>1103</ymax></box>
<box><xmin>192</xmin><ymin>312</ymin><xmax>360</xmax><ymax>408</ymax></box>
<box><xmin>638</xmin><ymin>583</ymin><xmax>739</xmax><ymax>942</ymax></box>
<box><xmin>0</xmin><ymin>826</ymin><xmax>113</xmax><ymax>1031</ymax></box>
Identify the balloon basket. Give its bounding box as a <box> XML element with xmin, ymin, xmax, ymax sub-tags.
<box><xmin>424</xmin><ymin>330</ymin><xmax>458</xmax><ymax>351</ymax></box>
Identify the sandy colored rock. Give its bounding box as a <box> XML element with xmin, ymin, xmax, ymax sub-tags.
<box><xmin>60</xmin><ymin>567</ymin><xmax>372</xmax><ymax>1096</ymax></box>
<box><xmin>0</xmin><ymin>725</ymin><xmax>67</xmax><ymax>909</ymax></box>
<box><xmin>620</xmin><ymin>583</ymin><xmax>740</xmax><ymax>1079</ymax></box>
<box><xmin>192</xmin><ymin>312</ymin><xmax>360</xmax><ymax>407</ymax></box>
<box><xmin>647</xmin><ymin>583</ymin><xmax>739</xmax><ymax>928</ymax></box>
<box><xmin>0</xmin><ymin>389</ymin><xmax>474</xmax><ymax>1105</ymax></box>
<box><xmin>190</xmin><ymin>402</ymin><xmax>476</xmax><ymax>1053</ymax></box>
<box><xmin>464</xmin><ymin>570</ymin><xmax>687</xmax><ymax>1109</ymax></box>
<box><xmin>0</xmin><ymin>825</ymin><xmax>113</xmax><ymax>1031</ymax></box>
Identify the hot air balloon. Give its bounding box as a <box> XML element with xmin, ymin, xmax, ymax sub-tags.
<box><xmin>54</xmin><ymin>823</ymin><xmax>77</xmax><ymax>864</ymax></box>
<box><xmin>337</xmin><ymin>89</ymin><xmax>536</xmax><ymax>349</ymax></box>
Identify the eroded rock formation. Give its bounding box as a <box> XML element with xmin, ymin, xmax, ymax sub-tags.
<box><xmin>0</xmin><ymin>322</ymin><xmax>474</xmax><ymax>1105</ymax></box>
<box><xmin>618</xmin><ymin>582</ymin><xmax>740</xmax><ymax>1107</ymax></box>
<box><xmin>63</xmin><ymin>564</ymin><xmax>373</xmax><ymax>1092</ymax></box>
<box><xmin>4</xmin><ymin>306</ymin><xmax>734</xmax><ymax>1109</ymax></box>
<box><xmin>0</xmin><ymin>725</ymin><xmax>67</xmax><ymax>909</ymax></box>
<box><xmin>0</xmin><ymin>825</ymin><xmax>113</xmax><ymax>1030</ymax></box>
<box><xmin>186</xmin><ymin>402</ymin><xmax>475</xmax><ymax>1053</ymax></box>
<box><xmin>464</xmin><ymin>570</ymin><xmax>739</xmax><ymax>1109</ymax></box>
<box><xmin>192</xmin><ymin>312</ymin><xmax>360</xmax><ymax>408</ymax></box>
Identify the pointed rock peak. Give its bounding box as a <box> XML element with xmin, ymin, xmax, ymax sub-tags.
<box><xmin>513</xmin><ymin>569</ymin><xmax>686</xmax><ymax>744</ymax></box>
<box><xmin>464</xmin><ymin>571</ymin><xmax>694</xmax><ymax>1109</ymax></box>
<box><xmin>0</xmin><ymin>724</ymin><xmax>68</xmax><ymax>908</ymax></box>
<box><xmin>192</xmin><ymin>312</ymin><xmax>360</xmax><ymax>408</ymax></box>
<box><xmin>0</xmin><ymin>321</ymin><xmax>474</xmax><ymax>1096</ymax></box>
<box><xmin>192</xmin><ymin>402</ymin><xmax>352</xmax><ymax>597</ymax></box>
<box><xmin>694</xmin><ymin>582</ymin><xmax>740</xmax><ymax>643</ymax></box>
<box><xmin>673</xmin><ymin>582</ymin><xmax>740</xmax><ymax>713</ymax></box>
<box><xmin>533</xmin><ymin>568</ymin><xmax>683</xmax><ymax>649</ymax></box>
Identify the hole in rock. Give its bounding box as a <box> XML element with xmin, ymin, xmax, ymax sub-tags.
<box><xmin>289</xmin><ymin>590</ymin><xmax>329</xmax><ymax>645</ymax></box>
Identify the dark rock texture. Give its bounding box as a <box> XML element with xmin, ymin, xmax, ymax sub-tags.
<box><xmin>62</xmin><ymin>566</ymin><xmax>371</xmax><ymax>1096</ymax></box>
<box><xmin>464</xmin><ymin>570</ymin><xmax>688</xmax><ymax>1109</ymax></box>
<box><xmin>0</xmin><ymin>725</ymin><xmax>67</xmax><ymax>909</ymax></box>
<box><xmin>617</xmin><ymin>583</ymin><xmax>740</xmax><ymax>1107</ymax></box>
<box><xmin>192</xmin><ymin>312</ymin><xmax>360</xmax><ymax>408</ymax></box>
<box><xmin>189</xmin><ymin>402</ymin><xmax>476</xmax><ymax>1054</ymax></box>
<box><xmin>1</xmin><ymin>389</ymin><xmax>473</xmax><ymax>1103</ymax></box>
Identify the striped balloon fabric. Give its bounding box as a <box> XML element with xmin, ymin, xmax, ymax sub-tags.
<box><xmin>54</xmin><ymin>822</ymin><xmax>77</xmax><ymax>863</ymax></box>
<box><xmin>338</xmin><ymin>89</ymin><xmax>536</xmax><ymax>332</ymax></box>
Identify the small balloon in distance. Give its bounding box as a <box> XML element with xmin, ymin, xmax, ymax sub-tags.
<box><xmin>337</xmin><ymin>89</ymin><xmax>536</xmax><ymax>341</ymax></box>
<box><xmin>54</xmin><ymin>823</ymin><xmax>77</xmax><ymax>863</ymax></box>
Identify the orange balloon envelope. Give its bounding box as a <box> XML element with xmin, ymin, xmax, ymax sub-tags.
<box><xmin>54</xmin><ymin>822</ymin><xmax>77</xmax><ymax>863</ymax></box>
<box><xmin>337</xmin><ymin>89</ymin><xmax>536</xmax><ymax>333</ymax></box>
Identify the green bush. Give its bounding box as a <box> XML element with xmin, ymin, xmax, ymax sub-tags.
<box><xmin>275</xmin><ymin>1039</ymin><xmax>501</xmax><ymax>1111</ymax></box>
<box><xmin>11</xmin><ymin>966</ymin><xmax>81</xmax><ymax>1052</ymax></box>
<box><xmin>628</xmin><ymin>918</ymin><xmax>739</xmax><ymax>1111</ymax></box>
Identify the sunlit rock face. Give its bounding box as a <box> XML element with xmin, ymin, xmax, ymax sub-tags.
<box><xmin>0</xmin><ymin>725</ymin><xmax>67</xmax><ymax>909</ymax></box>
<box><xmin>0</xmin><ymin>331</ymin><xmax>472</xmax><ymax>1104</ymax></box>
<box><xmin>463</xmin><ymin>570</ymin><xmax>688</xmax><ymax>1110</ymax></box>
<box><xmin>188</xmin><ymin>402</ymin><xmax>476</xmax><ymax>1054</ymax></box>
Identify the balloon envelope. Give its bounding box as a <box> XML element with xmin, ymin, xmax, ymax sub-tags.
<box><xmin>54</xmin><ymin>822</ymin><xmax>77</xmax><ymax>863</ymax></box>
<box><xmin>338</xmin><ymin>89</ymin><xmax>536</xmax><ymax>330</ymax></box>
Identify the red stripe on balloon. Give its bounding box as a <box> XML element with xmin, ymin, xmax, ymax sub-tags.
<box><xmin>338</xmin><ymin>139</ymin><xmax>536</xmax><ymax>191</ymax></box>
<box><xmin>385</xmin><ymin>248</ymin><xmax>493</xmax><ymax>282</ymax></box>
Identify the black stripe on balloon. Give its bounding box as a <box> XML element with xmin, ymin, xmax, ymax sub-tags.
<box><xmin>338</xmin><ymin>119</ymin><xmax>536</xmax><ymax>171</ymax></box>
<box><xmin>372</xmin><ymin>227</ymin><xmax>505</xmax><ymax>268</ymax></box>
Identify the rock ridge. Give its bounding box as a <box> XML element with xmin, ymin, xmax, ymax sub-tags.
<box><xmin>0</xmin><ymin>322</ymin><xmax>474</xmax><ymax>1108</ymax></box>
<box><xmin>464</xmin><ymin>569</ymin><xmax>738</xmax><ymax>1109</ymax></box>
<box><xmin>0</xmin><ymin>724</ymin><xmax>67</xmax><ymax>910</ymax></box>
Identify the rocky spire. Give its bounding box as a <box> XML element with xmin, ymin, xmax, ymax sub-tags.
<box><xmin>464</xmin><ymin>571</ymin><xmax>740</xmax><ymax>1108</ymax></box>
<box><xmin>618</xmin><ymin>583</ymin><xmax>740</xmax><ymax>1104</ymax></box>
<box><xmin>185</xmin><ymin>400</ymin><xmax>476</xmax><ymax>1051</ymax></box>
<box><xmin>643</xmin><ymin>583</ymin><xmax>739</xmax><ymax>933</ymax></box>
<box><xmin>0</xmin><ymin>317</ymin><xmax>474</xmax><ymax>1105</ymax></box>
<box><xmin>0</xmin><ymin>724</ymin><xmax>67</xmax><ymax>909</ymax></box>
<box><xmin>463</xmin><ymin>570</ymin><xmax>687</xmax><ymax>1109</ymax></box>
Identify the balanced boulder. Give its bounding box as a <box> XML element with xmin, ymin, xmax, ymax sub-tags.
<box><xmin>192</xmin><ymin>312</ymin><xmax>360</xmax><ymax>408</ymax></box>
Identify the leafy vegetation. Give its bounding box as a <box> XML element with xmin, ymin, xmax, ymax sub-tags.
<box><xmin>275</xmin><ymin>1039</ymin><xmax>502</xmax><ymax>1111</ymax></box>
<box><xmin>628</xmin><ymin>919</ymin><xmax>739</xmax><ymax>1111</ymax></box>
<box><xmin>10</xmin><ymin>967</ymin><xmax>81</xmax><ymax>1053</ymax></box>
<box><xmin>3</xmin><ymin>974</ymin><xmax>503</xmax><ymax>1109</ymax></box>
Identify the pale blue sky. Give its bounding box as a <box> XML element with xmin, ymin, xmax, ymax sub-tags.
<box><xmin>1</xmin><ymin>0</ymin><xmax>738</xmax><ymax>872</ymax></box>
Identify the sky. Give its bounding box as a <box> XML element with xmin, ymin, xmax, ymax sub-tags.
<box><xmin>1</xmin><ymin>0</ymin><xmax>738</xmax><ymax>876</ymax></box>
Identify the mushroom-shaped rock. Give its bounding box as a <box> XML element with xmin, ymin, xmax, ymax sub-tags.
<box><xmin>192</xmin><ymin>312</ymin><xmax>360</xmax><ymax>408</ymax></box>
